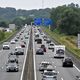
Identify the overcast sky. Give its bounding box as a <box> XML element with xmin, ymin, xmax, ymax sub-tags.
<box><xmin>0</xmin><ymin>0</ymin><xmax>80</xmax><ymax>10</ymax></box>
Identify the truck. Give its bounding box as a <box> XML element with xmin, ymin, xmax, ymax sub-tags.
<box><xmin>54</xmin><ymin>45</ymin><xmax>65</xmax><ymax>58</ymax></box>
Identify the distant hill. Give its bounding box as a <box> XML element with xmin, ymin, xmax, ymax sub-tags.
<box><xmin>0</xmin><ymin>7</ymin><xmax>51</xmax><ymax>21</ymax></box>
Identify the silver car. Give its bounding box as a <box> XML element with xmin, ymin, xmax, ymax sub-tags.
<box><xmin>8</xmin><ymin>55</ymin><xmax>18</xmax><ymax>64</ymax></box>
<box><xmin>42</xmin><ymin>70</ymin><xmax>57</xmax><ymax>80</ymax></box>
<box><xmin>6</xmin><ymin>62</ymin><xmax>19</xmax><ymax>72</ymax></box>
<box><xmin>39</xmin><ymin>61</ymin><xmax>51</xmax><ymax>71</ymax></box>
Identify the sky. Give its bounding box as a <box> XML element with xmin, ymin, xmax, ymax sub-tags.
<box><xmin>0</xmin><ymin>0</ymin><xmax>80</xmax><ymax>10</ymax></box>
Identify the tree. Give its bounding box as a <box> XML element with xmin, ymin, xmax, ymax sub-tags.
<box><xmin>11</xmin><ymin>17</ymin><xmax>24</xmax><ymax>28</ymax></box>
<box><xmin>57</xmin><ymin>8</ymin><xmax>80</xmax><ymax>35</ymax></box>
<box><xmin>0</xmin><ymin>21</ymin><xmax>8</xmax><ymax>28</ymax></box>
<box><xmin>24</xmin><ymin>17</ymin><xmax>33</xmax><ymax>25</ymax></box>
<box><xmin>50</xmin><ymin>3</ymin><xmax>80</xmax><ymax>35</ymax></box>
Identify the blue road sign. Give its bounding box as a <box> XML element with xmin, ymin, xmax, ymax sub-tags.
<box><xmin>34</xmin><ymin>18</ymin><xmax>53</xmax><ymax>26</ymax></box>
<box><xmin>43</xmin><ymin>18</ymin><xmax>52</xmax><ymax>26</ymax></box>
<box><xmin>34</xmin><ymin>18</ymin><xmax>42</xmax><ymax>26</ymax></box>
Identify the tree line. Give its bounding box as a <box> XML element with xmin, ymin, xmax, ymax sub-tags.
<box><xmin>0</xmin><ymin>7</ymin><xmax>51</xmax><ymax>21</ymax></box>
<box><xmin>50</xmin><ymin>3</ymin><xmax>80</xmax><ymax>35</ymax></box>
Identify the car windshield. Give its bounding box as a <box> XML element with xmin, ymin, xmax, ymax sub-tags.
<box><xmin>65</xmin><ymin>58</ymin><xmax>72</xmax><ymax>62</ymax></box>
<box><xmin>8</xmin><ymin>63</ymin><xmax>17</xmax><ymax>67</ymax></box>
<box><xmin>3</xmin><ymin>42</ymin><xmax>9</xmax><ymax>45</ymax></box>
<box><xmin>50</xmin><ymin>44</ymin><xmax>54</xmax><ymax>46</ymax></box>
<box><xmin>56</xmin><ymin>49</ymin><xmax>64</xmax><ymax>54</ymax></box>
<box><xmin>41</xmin><ymin>64</ymin><xmax>47</xmax><ymax>67</ymax></box>
<box><xmin>44</xmin><ymin>72</ymin><xmax>56</xmax><ymax>76</ymax></box>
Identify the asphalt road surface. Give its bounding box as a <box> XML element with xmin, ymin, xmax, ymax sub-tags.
<box><xmin>0</xmin><ymin>26</ymin><xmax>31</xmax><ymax>80</ymax></box>
<box><xmin>33</xmin><ymin>27</ymin><xmax>80</xmax><ymax>80</ymax></box>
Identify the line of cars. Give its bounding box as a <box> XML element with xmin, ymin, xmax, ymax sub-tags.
<box><xmin>2</xmin><ymin>27</ymin><xmax>30</xmax><ymax>72</ymax></box>
<box><xmin>33</xmin><ymin>27</ymin><xmax>74</xmax><ymax>80</ymax></box>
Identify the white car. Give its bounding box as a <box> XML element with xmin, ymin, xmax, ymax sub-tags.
<box><xmin>3</xmin><ymin>42</ymin><xmax>10</xmax><ymax>50</ymax></box>
<box><xmin>45</xmin><ymin>65</ymin><xmax>55</xmax><ymax>71</ymax></box>
<box><xmin>48</xmin><ymin>43</ymin><xmax>55</xmax><ymax>51</ymax></box>
<box><xmin>10</xmin><ymin>40</ymin><xmax>16</xmax><ymax>44</ymax></box>
<box><xmin>14</xmin><ymin>46</ymin><xmax>24</xmax><ymax>55</ymax></box>
<box><xmin>39</xmin><ymin>61</ymin><xmax>51</xmax><ymax>71</ymax></box>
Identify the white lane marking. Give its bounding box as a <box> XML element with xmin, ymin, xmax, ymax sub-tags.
<box><xmin>33</xmin><ymin>30</ymin><xmax>37</xmax><ymax>80</ymax></box>
<box><xmin>61</xmin><ymin>78</ymin><xmax>64</xmax><ymax>80</ymax></box>
<box><xmin>20</xmin><ymin>30</ymin><xmax>30</xmax><ymax>80</ymax></box>
<box><xmin>73</xmin><ymin>64</ymin><xmax>80</xmax><ymax>73</ymax></box>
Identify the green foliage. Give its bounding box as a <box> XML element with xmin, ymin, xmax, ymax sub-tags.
<box><xmin>11</xmin><ymin>17</ymin><xmax>24</xmax><ymax>28</ymax></box>
<box><xmin>43</xmin><ymin>27</ymin><xmax>80</xmax><ymax>58</ymax></box>
<box><xmin>0</xmin><ymin>7</ymin><xmax>51</xmax><ymax>21</ymax></box>
<box><xmin>11</xmin><ymin>17</ymin><xmax>33</xmax><ymax>29</ymax></box>
<box><xmin>58</xmin><ymin>8</ymin><xmax>80</xmax><ymax>35</ymax></box>
<box><xmin>0</xmin><ymin>30</ymin><xmax>5</xmax><ymax>41</ymax></box>
<box><xmin>23</xmin><ymin>17</ymin><xmax>33</xmax><ymax>25</ymax></box>
<box><xmin>0</xmin><ymin>21</ymin><xmax>8</xmax><ymax>28</ymax></box>
<box><xmin>50</xmin><ymin>3</ymin><xmax>80</xmax><ymax>35</ymax></box>
<box><xmin>4</xmin><ymin>32</ymin><xmax>12</xmax><ymax>38</ymax></box>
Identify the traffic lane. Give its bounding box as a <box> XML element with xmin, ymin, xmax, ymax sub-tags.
<box><xmin>49</xmin><ymin>52</ymin><xmax>80</xmax><ymax>80</ymax></box>
<box><xmin>34</xmin><ymin>32</ymin><xmax>80</xmax><ymax>80</ymax></box>
<box><xmin>0</xmin><ymin>41</ymin><xmax>29</xmax><ymax>80</ymax></box>
<box><xmin>34</xmin><ymin>41</ymin><xmax>61</xmax><ymax>80</ymax></box>
<box><xmin>42</xmin><ymin>36</ymin><xmax>80</xmax><ymax>80</ymax></box>
<box><xmin>33</xmin><ymin>29</ymin><xmax>62</xmax><ymax>80</ymax></box>
<box><xmin>0</xmin><ymin>32</ymin><xmax>30</xmax><ymax>80</ymax></box>
<box><xmin>0</xmin><ymin>32</ymin><xmax>24</xmax><ymax>80</ymax></box>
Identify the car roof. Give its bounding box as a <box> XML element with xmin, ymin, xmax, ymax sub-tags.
<box><xmin>15</xmin><ymin>46</ymin><xmax>21</xmax><ymax>48</ymax></box>
<box><xmin>41</xmin><ymin>61</ymin><xmax>50</xmax><ymax>64</ymax></box>
<box><xmin>44</xmin><ymin>70</ymin><xmax>57</xmax><ymax>73</ymax></box>
<box><xmin>46</xmin><ymin>65</ymin><xmax>54</xmax><ymax>69</ymax></box>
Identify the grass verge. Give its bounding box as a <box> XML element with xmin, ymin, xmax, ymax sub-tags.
<box><xmin>43</xmin><ymin>27</ymin><xmax>80</xmax><ymax>59</ymax></box>
<box><xmin>0</xmin><ymin>30</ymin><xmax>17</xmax><ymax>44</ymax></box>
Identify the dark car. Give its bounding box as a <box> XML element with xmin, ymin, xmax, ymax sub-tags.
<box><xmin>37</xmin><ymin>39</ymin><xmax>42</xmax><ymax>44</ymax></box>
<box><xmin>46</xmin><ymin>39</ymin><xmax>51</xmax><ymax>44</ymax></box>
<box><xmin>62</xmin><ymin>57</ymin><xmax>73</xmax><ymax>67</ymax></box>
<box><xmin>15</xmin><ymin>39</ymin><xmax>18</xmax><ymax>42</ymax></box>
<box><xmin>76</xmin><ymin>76</ymin><xmax>80</xmax><ymax>80</ymax></box>
<box><xmin>41</xmin><ymin>45</ymin><xmax>46</xmax><ymax>52</ymax></box>
<box><xmin>36</xmin><ymin>48</ymin><xmax>44</xmax><ymax>55</ymax></box>
<box><xmin>6</xmin><ymin>62</ymin><xmax>19</xmax><ymax>72</ymax></box>
<box><xmin>25</xmin><ymin>36</ymin><xmax>28</xmax><ymax>39</ymax></box>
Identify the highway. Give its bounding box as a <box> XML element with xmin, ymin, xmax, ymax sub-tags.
<box><xmin>0</xmin><ymin>26</ymin><xmax>31</xmax><ymax>80</ymax></box>
<box><xmin>32</xmin><ymin>27</ymin><xmax>80</xmax><ymax>80</ymax></box>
